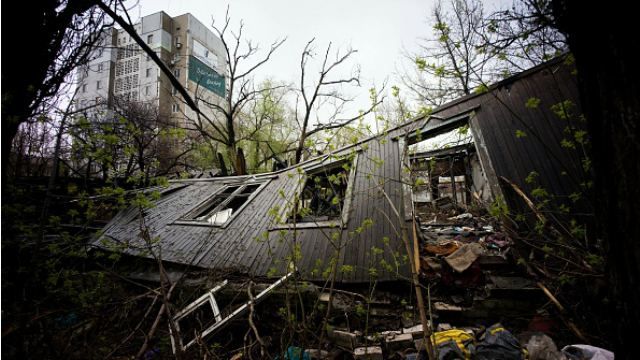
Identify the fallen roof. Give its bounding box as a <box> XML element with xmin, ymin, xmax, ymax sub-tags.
<box><xmin>94</xmin><ymin>54</ymin><xmax>585</xmax><ymax>283</ymax></box>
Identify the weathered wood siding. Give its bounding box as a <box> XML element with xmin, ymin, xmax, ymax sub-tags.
<box><xmin>97</xmin><ymin>135</ymin><xmax>411</xmax><ymax>283</ymax></box>
<box><xmin>97</xmin><ymin>56</ymin><xmax>586</xmax><ymax>283</ymax></box>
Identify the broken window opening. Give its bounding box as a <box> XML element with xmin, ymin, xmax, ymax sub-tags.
<box><xmin>411</xmin><ymin>148</ymin><xmax>472</xmax><ymax>206</ymax></box>
<box><xmin>179</xmin><ymin>182</ymin><xmax>267</xmax><ymax>227</ymax></box>
<box><xmin>288</xmin><ymin>157</ymin><xmax>356</xmax><ymax>225</ymax></box>
<box><xmin>406</xmin><ymin>118</ymin><xmax>492</xmax><ymax>217</ymax></box>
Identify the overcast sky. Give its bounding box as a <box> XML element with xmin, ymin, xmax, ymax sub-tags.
<box><xmin>136</xmin><ymin>0</ymin><xmax>428</xmax><ymax>81</ymax></box>
<box><xmin>129</xmin><ymin>0</ymin><xmax>431</xmax><ymax>115</ymax></box>
<box><xmin>132</xmin><ymin>0</ymin><xmax>504</xmax><ymax>120</ymax></box>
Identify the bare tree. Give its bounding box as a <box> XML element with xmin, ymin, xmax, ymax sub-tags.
<box><xmin>111</xmin><ymin>97</ymin><xmax>193</xmax><ymax>185</ymax></box>
<box><xmin>293</xmin><ymin>39</ymin><xmax>384</xmax><ymax>163</ymax></box>
<box><xmin>483</xmin><ymin>0</ymin><xmax>566</xmax><ymax>71</ymax></box>
<box><xmin>401</xmin><ymin>0</ymin><xmax>495</xmax><ymax>108</ymax></box>
<box><xmin>95</xmin><ymin>4</ymin><xmax>290</xmax><ymax>176</ymax></box>
<box><xmin>401</xmin><ymin>0</ymin><xmax>566</xmax><ymax>110</ymax></box>
<box><xmin>186</xmin><ymin>8</ymin><xmax>286</xmax><ymax>175</ymax></box>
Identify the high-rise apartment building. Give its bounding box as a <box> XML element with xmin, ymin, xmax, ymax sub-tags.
<box><xmin>74</xmin><ymin>11</ymin><xmax>226</xmax><ymax>126</ymax></box>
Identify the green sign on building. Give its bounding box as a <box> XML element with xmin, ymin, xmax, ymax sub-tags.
<box><xmin>188</xmin><ymin>55</ymin><xmax>225</xmax><ymax>97</ymax></box>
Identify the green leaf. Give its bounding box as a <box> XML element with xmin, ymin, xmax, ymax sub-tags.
<box><xmin>531</xmin><ymin>187</ymin><xmax>549</xmax><ymax>199</ymax></box>
<box><xmin>525</xmin><ymin>171</ymin><xmax>539</xmax><ymax>184</ymax></box>
<box><xmin>525</xmin><ymin>97</ymin><xmax>541</xmax><ymax>109</ymax></box>
<box><xmin>474</xmin><ymin>84</ymin><xmax>489</xmax><ymax>94</ymax></box>
<box><xmin>560</xmin><ymin>138</ymin><xmax>576</xmax><ymax>149</ymax></box>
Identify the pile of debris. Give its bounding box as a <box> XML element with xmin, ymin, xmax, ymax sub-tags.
<box><xmin>414</xmin><ymin>207</ymin><xmax>544</xmax><ymax>324</ymax></box>
<box><xmin>283</xmin><ymin>322</ymin><xmax>613</xmax><ymax>359</ymax></box>
<box><xmin>160</xmin><ymin>200</ymin><xmax>611</xmax><ymax>359</ymax></box>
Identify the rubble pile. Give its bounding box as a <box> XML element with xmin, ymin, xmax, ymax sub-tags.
<box><xmin>282</xmin><ymin>209</ymin><xmax>607</xmax><ymax>359</ymax></box>
<box><xmin>172</xmin><ymin>207</ymin><xmax>613</xmax><ymax>359</ymax></box>
<box><xmin>282</xmin><ymin>323</ymin><xmax>613</xmax><ymax>359</ymax></box>
<box><xmin>416</xmin><ymin>210</ymin><xmax>543</xmax><ymax>323</ymax></box>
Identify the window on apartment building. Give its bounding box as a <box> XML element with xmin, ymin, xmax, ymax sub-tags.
<box><xmin>179</xmin><ymin>182</ymin><xmax>268</xmax><ymax>227</ymax></box>
<box><xmin>82</xmin><ymin>84</ymin><xmax>87</xmax><ymax>93</ymax></box>
<box><xmin>96</xmin><ymin>80</ymin><xmax>102</xmax><ymax>89</ymax></box>
<box><xmin>146</xmin><ymin>68</ymin><xmax>152</xmax><ymax>78</ymax></box>
<box><xmin>172</xmin><ymin>87</ymin><xmax>178</xmax><ymax>96</ymax></box>
<box><xmin>174</xmin><ymin>69</ymin><xmax>181</xmax><ymax>78</ymax></box>
<box><xmin>286</xmin><ymin>156</ymin><xmax>357</xmax><ymax>226</ymax></box>
<box><xmin>172</xmin><ymin>104</ymin><xmax>180</xmax><ymax>113</ymax></box>
<box><xmin>97</xmin><ymin>63</ymin><xmax>103</xmax><ymax>73</ymax></box>
<box><xmin>147</xmin><ymin>34</ymin><xmax>154</xmax><ymax>44</ymax></box>
<box><xmin>145</xmin><ymin>86</ymin><xmax>150</xmax><ymax>96</ymax></box>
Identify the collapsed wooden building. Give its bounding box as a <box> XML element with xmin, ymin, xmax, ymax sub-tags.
<box><xmin>95</xmin><ymin>55</ymin><xmax>584</xmax><ymax>283</ymax></box>
<box><xmin>93</xmin><ymin>55</ymin><xmax>588</xmax><ymax>353</ymax></box>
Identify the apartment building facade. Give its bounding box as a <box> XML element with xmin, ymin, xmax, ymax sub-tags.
<box><xmin>74</xmin><ymin>11</ymin><xmax>226</xmax><ymax>126</ymax></box>
<box><xmin>73</xmin><ymin>11</ymin><xmax>227</xmax><ymax>177</ymax></box>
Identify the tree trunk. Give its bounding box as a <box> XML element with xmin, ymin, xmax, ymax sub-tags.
<box><xmin>42</xmin><ymin>113</ymin><xmax>70</xmax><ymax>221</ymax></box>
<box><xmin>552</xmin><ymin>2</ymin><xmax>640</xmax><ymax>356</ymax></box>
<box><xmin>294</xmin><ymin>135</ymin><xmax>306</xmax><ymax>164</ymax></box>
<box><xmin>226</xmin><ymin>143</ymin><xmax>238</xmax><ymax>175</ymax></box>
<box><xmin>217</xmin><ymin>152</ymin><xmax>228</xmax><ymax>176</ymax></box>
<box><xmin>2</xmin><ymin>120</ymin><xmax>21</xmax><ymax>181</ymax></box>
<box><xmin>236</xmin><ymin>147</ymin><xmax>247</xmax><ymax>176</ymax></box>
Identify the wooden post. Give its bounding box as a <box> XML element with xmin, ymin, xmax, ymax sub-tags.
<box><xmin>449</xmin><ymin>156</ymin><xmax>457</xmax><ymax>205</ymax></box>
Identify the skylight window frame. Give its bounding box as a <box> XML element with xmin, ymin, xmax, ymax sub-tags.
<box><xmin>175</xmin><ymin>180</ymin><xmax>269</xmax><ymax>228</ymax></box>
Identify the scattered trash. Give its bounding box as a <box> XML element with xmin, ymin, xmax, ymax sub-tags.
<box><xmin>525</xmin><ymin>333</ymin><xmax>564</xmax><ymax>360</ymax></box>
<box><xmin>445</xmin><ymin>243</ymin><xmax>484</xmax><ymax>273</ymax></box>
<box><xmin>433</xmin><ymin>302</ymin><xmax>464</xmax><ymax>312</ymax></box>
<box><xmin>484</xmin><ymin>232</ymin><xmax>512</xmax><ymax>249</ymax></box>
<box><xmin>425</xmin><ymin>241</ymin><xmax>461</xmax><ymax>256</ymax></box>
<box><xmin>327</xmin><ymin>328</ymin><xmax>360</xmax><ymax>351</ymax></box>
<box><xmin>436</xmin><ymin>323</ymin><xmax>453</xmax><ymax>332</ymax></box>
<box><xmin>421</xmin><ymin>256</ymin><xmax>442</xmax><ymax>271</ymax></box>
<box><xmin>448</xmin><ymin>213</ymin><xmax>473</xmax><ymax>220</ymax></box>
<box><xmin>284</xmin><ymin>346</ymin><xmax>311</xmax><ymax>360</ymax></box>
<box><xmin>159</xmin><ymin>198</ymin><xmax>608</xmax><ymax>359</ymax></box>
<box><xmin>402</xmin><ymin>324</ymin><xmax>425</xmax><ymax>337</ymax></box>
<box><xmin>304</xmin><ymin>349</ymin><xmax>330</xmax><ymax>359</ymax></box>
<box><xmin>475</xmin><ymin>323</ymin><xmax>527</xmax><ymax>360</ymax></box>
<box><xmin>353</xmin><ymin>346</ymin><xmax>384</xmax><ymax>360</ymax></box>
<box><xmin>431</xmin><ymin>328</ymin><xmax>475</xmax><ymax>359</ymax></box>
<box><xmin>562</xmin><ymin>345</ymin><xmax>614</xmax><ymax>360</ymax></box>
